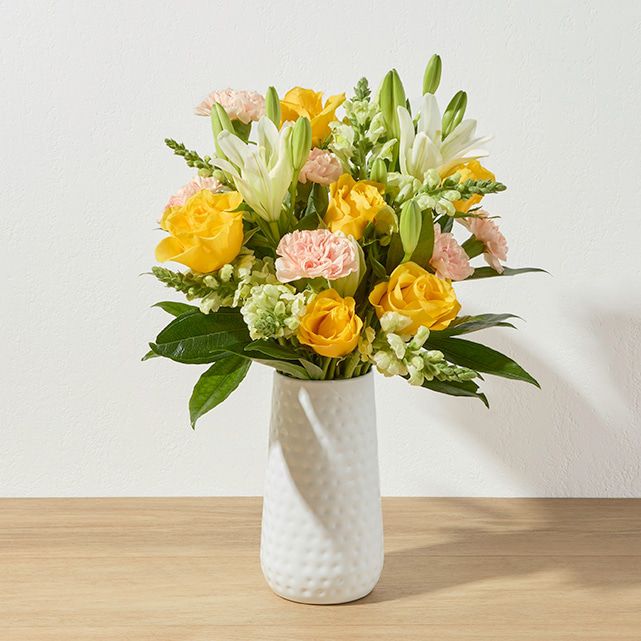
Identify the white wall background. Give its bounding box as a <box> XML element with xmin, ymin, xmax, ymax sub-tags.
<box><xmin>1</xmin><ymin>0</ymin><xmax>640</xmax><ymax>497</ymax></box>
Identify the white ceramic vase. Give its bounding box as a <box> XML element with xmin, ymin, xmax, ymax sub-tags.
<box><xmin>260</xmin><ymin>371</ymin><xmax>384</xmax><ymax>604</ymax></box>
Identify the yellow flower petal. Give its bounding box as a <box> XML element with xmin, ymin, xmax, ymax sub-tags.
<box><xmin>368</xmin><ymin>262</ymin><xmax>460</xmax><ymax>333</ymax></box>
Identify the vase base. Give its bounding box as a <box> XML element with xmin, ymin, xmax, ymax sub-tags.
<box><xmin>266</xmin><ymin>580</ymin><xmax>378</xmax><ymax>605</ymax></box>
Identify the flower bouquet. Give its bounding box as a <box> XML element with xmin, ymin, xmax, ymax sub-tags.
<box><xmin>145</xmin><ymin>55</ymin><xmax>541</xmax><ymax>603</ymax></box>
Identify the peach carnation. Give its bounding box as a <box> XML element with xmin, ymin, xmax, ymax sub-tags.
<box><xmin>430</xmin><ymin>224</ymin><xmax>474</xmax><ymax>281</ymax></box>
<box><xmin>164</xmin><ymin>176</ymin><xmax>223</xmax><ymax>211</ymax></box>
<box><xmin>463</xmin><ymin>210</ymin><xmax>508</xmax><ymax>273</ymax></box>
<box><xmin>298</xmin><ymin>148</ymin><xmax>343</xmax><ymax>185</ymax></box>
<box><xmin>194</xmin><ymin>88</ymin><xmax>265</xmax><ymax>123</ymax></box>
<box><xmin>275</xmin><ymin>229</ymin><xmax>359</xmax><ymax>283</ymax></box>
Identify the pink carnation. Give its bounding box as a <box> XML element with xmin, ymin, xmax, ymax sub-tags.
<box><xmin>194</xmin><ymin>88</ymin><xmax>265</xmax><ymax>124</ymax></box>
<box><xmin>275</xmin><ymin>229</ymin><xmax>359</xmax><ymax>283</ymax></box>
<box><xmin>463</xmin><ymin>210</ymin><xmax>508</xmax><ymax>273</ymax></box>
<box><xmin>164</xmin><ymin>176</ymin><xmax>222</xmax><ymax>211</ymax></box>
<box><xmin>430</xmin><ymin>224</ymin><xmax>474</xmax><ymax>281</ymax></box>
<box><xmin>298</xmin><ymin>148</ymin><xmax>343</xmax><ymax>185</ymax></box>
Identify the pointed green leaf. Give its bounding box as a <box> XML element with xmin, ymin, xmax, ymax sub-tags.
<box><xmin>253</xmin><ymin>359</ymin><xmax>311</xmax><ymax>379</ymax></box>
<box><xmin>426</xmin><ymin>336</ymin><xmax>540</xmax><ymax>387</ymax></box>
<box><xmin>151</xmin><ymin>309</ymin><xmax>250</xmax><ymax>364</ymax></box>
<box><xmin>465</xmin><ymin>266</ymin><xmax>548</xmax><ymax>280</ymax></box>
<box><xmin>409</xmin><ymin>208</ymin><xmax>434</xmax><ymax>266</ymax></box>
<box><xmin>189</xmin><ymin>355</ymin><xmax>251</xmax><ymax>428</ymax></box>
<box><xmin>433</xmin><ymin>313</ymin><xmax>520</xmax><ymax>338</ymax></box>
<box><xmin>421</xmin><ymin>378</ymin><xmax>489</xmax><ymax>407</ymax></box>
<box><xmin>243</xmin><ymin>341</ymin><xmax>325</xmax><ymax>380</ymax></box>
<box><xmin>153</xmin><ymin>301</ymin><xmax>199</xmax><ymax>317</ymax></box>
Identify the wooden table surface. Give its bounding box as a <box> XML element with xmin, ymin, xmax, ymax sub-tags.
<box><xmin>1</xmin><ymin>498</ymin><xmax>640</xmax><ymax>640</ymax></box>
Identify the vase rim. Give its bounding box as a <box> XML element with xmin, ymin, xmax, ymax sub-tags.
<box><xmin>274</xmin><ymin>370</ymin><xmax>373</xmax><ymax>384</ymax></box>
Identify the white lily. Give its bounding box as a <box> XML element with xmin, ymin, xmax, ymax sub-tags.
<box><xmin>397</xmin><ymin>94</ymin><xmax>491</xmax><ymax>181</ymax></box>
<box><xmin>212</xmin><ymin>117</ymin><xmax>294</xmax><ymax>222</ymax></box>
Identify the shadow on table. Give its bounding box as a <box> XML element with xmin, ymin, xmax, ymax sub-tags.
<box><xmin>357</xmin><ymin>308</ymin><xmax>641</xmax><ymax>605</ymax></box>
<box><xmin>359</xmin><ymin>501</ymin><xmax>641</xmax><ymax>605</ymax></box>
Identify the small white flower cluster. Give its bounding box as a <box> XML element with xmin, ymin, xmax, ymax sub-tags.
<box><xmin>328</xmin><ymin>122</ymin><xmax>355</xmax><ymax>166</ymax></box>
<box><xmin>198</xmin><ymin>254</ymin><xmax>278</xmax><ymax>314</ymax></box>
<box><xmin>240</xmin><ymin>284</ymin><xmax>309</xmax><ymax>341</ymax></box>
<box><xmin>359</xmin><ymin>312</ymin><xmax>476</xmax><ymax>386</ymax></box>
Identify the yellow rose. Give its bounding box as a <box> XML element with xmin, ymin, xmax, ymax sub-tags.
<box><xmin>369</xmin><ymin>262</ymin><xmax>460</xmax><ymax>333</ymax></box>
<box><xmin>298</xmin><ymin>289</ymin><xmax>363</xmax><ymax>358</ymax></box>
<box><xmin>444</xmin><ymin>160</ymin><xmax>495</xmax><ymax>213</ymax></box>
<box><xmin>324</xmin><ymin>174</ymin><xmax>386</xmax><ymax>240</ymax></box>
<box><xmin>156</xmin><ymin>190</ymin><xmax>244</xmax><ymax>273</ymax></box>
<box><xmin>280</xmin><ymin>87</ymin><xmax>345</xmax><ymax>145</ymax></box>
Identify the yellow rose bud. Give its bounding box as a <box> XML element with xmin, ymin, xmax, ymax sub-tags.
<box><xmin>444</xmin><ymin>160</ymin><xmax>495</xmax><ymax>213</ymax></box>
<box><xmin>368</xmin><ymin>262</ymin><xmax>460</xmax><ymax>333</ymax></box>
<box><xmin>155</xmin><ymin>190</ymin><xmax>244</xmax><ymax>273</ymax></box>
<box><xmin>298</xmin><ymin>289</ymin><xmax>363</xmax><ymax>358</ymax></box>
<box><xmin>324</xmin><ymin>174</ymin><xmax>387</xmax><ymax>240</ymax></box>
<box><xmin>280</xmin><ymin>87</ymin><xmax>345</xmax><ymax>145</ymax></box>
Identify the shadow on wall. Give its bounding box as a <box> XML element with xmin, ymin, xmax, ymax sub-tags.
<box><xmin>414</xmin><ymin>305</ymin><xmax>641</xmax><ymax>497</ymax></box>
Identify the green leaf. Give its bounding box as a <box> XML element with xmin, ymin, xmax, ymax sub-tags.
<box><xmin>465</xmin><ymin>266</ymin><xmax>548</xmax><ymax>280</ymax></box>
<box><xmin>426</xmin><ymin>336</ymin><xmax>540</xmax><ymax>387</ymax></box>
<box><xmin>141</xmin><ymin>349</ymin><xmax>159</xmax><ymax>361</ymax></box>
<box><xmin>368</xmin><ymin>253</ymin><xmax>388</xmax><ymax>281</ymax></box>
<box><xmin>189</xmin><ymin>355</ymin><xmax>251</xmax><ymax>428</ymax></box>
<box><xmin>245</xmin><ymin>341</ymin><xmax>324</xmax><ymax>379</ymax></box>
<box><xmin>253</xmin><ymin>358</ymin><xmax>311</xmax><ymax>379</ymax></box>
<box><xmin>296</xmin><ymin>184</ymin><xmax>328</xmax><ymax>230</ymax></box>
<box><xmin>153</xmin><ymin>301</ymin><xmax>199</xmax><ymax>317</ymax></box>
<box><xmin>385</xmin><ymin>233</ymin><xmax>404</xmax><ymax>272</ymax></box>
<box><xmin>150</xmin><ymin>309</ymin><xmax>250</xmax><ymax>364</ymax></box>
<box><xmin>433</xmin><ymin>313</ymin><xmax>520</xmax><ymax>338</ymax></box>
<box><xmin>245</xmin><ymin>340</ymin><xmax>301</xmax><ymax>361</ymax></box>
<box><xmin>421</xmin><ymin>378</ymin><xmax>489</xmax><ymax>407</ymax></box>
<box><xmin>437</xmin><ymin>214</ymin><xmax>454</xmax><ymax>233</ymax></box>
<box><xmin>461</xmin><ymin>236</ymin><xmax>485</xmax><ymax>259</ymax></box>
<box><xmin>409</xmin><ymin>208</ymin><xmax>434</xmax><ymax>265</ymax></box>
<box><xmin>300</xmin><ymin>359</ymin><xmax>325</xmax><ymax>380</ymax></box>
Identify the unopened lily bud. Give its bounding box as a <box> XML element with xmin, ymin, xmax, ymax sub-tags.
<box><xmin>442</xmin><ymin>91</ymin><xmax>467</xmax><ymax>138</ymax></box>
<box><xmin>422</xmin><ymin>54</ymin><xmax>442</xmax><ymax>95</ymax></box>
<box><xmin>213</xmin><ymin>103</ymin><xmax>235</xmax><ymax>134</ymax></box>
<box><xmin>211</xmin><ymin>103</ymin><xmax>235</xmax><ymax>158</ymax></box>
<box><xmin>290</xmin><ymin>117</ymin><xmax>312</xmax><ymax>172</ymax></box>
<box><xmin>265</xmin><ymin>86</ymin><xmax>281</xmax><ymax>126</ymax></box>
<box><xmin>399</xmin><ymin>200</ymin><xmax>422</xmax><ymax>261</ymax></box>
<box><xmin>450</xmin><ymin>91</ymin><xmax>467</xmax><ymax>133</ymax></box>
<box><xmin>378</xmin><ymin>69</ymin><xmax>406</xmax><ymax>139</ymax></box>
<box><xmin>370</xmin><ymin>158</ymin><xmax>387</xmax><ymax>185</ymax></box>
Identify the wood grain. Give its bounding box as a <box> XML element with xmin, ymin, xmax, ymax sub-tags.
<box><xmin>1</xmin><ymin>498</ymin><xmax>640</xmax><ymax>640</ymax></box>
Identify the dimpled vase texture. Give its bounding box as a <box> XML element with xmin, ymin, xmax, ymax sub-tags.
<box><xmin>260</xmin><ymin>372</ymin><xmax>384</xmax><ymax>604</ymax></box>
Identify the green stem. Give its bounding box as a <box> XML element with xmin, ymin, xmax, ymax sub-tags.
<box><xmin>268</xmin><ymin>220</ymin><xmax>281</xmax><ymax>244</ymax></box>
<box><xmin>344</xmin><ymin>351</ymin><xmax>360</xmax><ymax>378</ymax></box>
<box><xmin>321</xmin><ymin>357</ymin><xmax>332</xmax><ymax>379</ymax></box>
<box><xmin>326</xmin><ymin>359</ymin><xmax>337</xmax><ymax>380</ymax></box>
<box><xmin>289</xmin><ymin>180</ymin><xmax>298</xmax><ymax>216</ymax></box>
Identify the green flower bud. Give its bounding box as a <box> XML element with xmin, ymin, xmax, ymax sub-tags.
<box><xmin>210</xmin><ymin>102</ymin><xmax>236</xmax><ymax>159</ymax></box>
<box><xmin>378</xmin><ymin>69</ymin><xmax>406</xmax><ymax>139</ymax></box>
<box><xmin>290</xmin><ymin>117</ymin><xmax>312</xmax><ymax>172</ymax></box>
<box><xmin>265</xmin><ymin>86</ymin><xmax>281</xmax><ymax>126</ymax></box>
<box><xmin>425</xmin><ymin>168</ymin><xmax>441</xmax><ymax>191</ymax></box>
<box><xmin>422</xmin><ymin>54</ymin><xmax>442</xmax><ymax>95</ymax></box>
<box><xmin>399</xmin><ymin>200</ymin><xmax>422</xmax><ymax>261</ymax></box>
<box><xmin>213</xmin><ymin>103</ymin><xmax>235</xmax><ymax>134</ymax></box>
<box><xmin>370</xmin><ymin>158</ymin><xmax>388</xmax><ymax>185</ymax></box>
<box><xmin>442</xmin><ymin>91</ymin><xmax>467</xmax><ymax>139</ymax></box>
